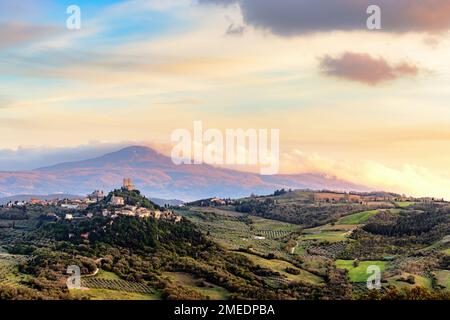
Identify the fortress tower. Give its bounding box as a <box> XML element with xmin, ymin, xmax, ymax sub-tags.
<box><xmin>122</xmin><ymin>178</ymin><xmax>135</xmax><ymax>191</ymax></box>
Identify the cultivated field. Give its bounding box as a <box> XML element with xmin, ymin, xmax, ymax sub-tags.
<box><xmin>335</xmin><ymin>260</ymin><xmax>386</xmax><ymax>283</ymax></box>
<box><xmin>163</xmin><ymin>272</ymin><xmax>230</xmax><ymax>300</ymax></box>
<box><xmin>78</xmin><ymin>268</ymin><xmax>159</xmax><ymax>300</ymax></box>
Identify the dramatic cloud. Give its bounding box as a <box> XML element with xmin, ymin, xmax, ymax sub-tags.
<box><xmin>200</xmin><ymin>0</ymin><xmax>450</xmax><ymax>36</ymax></box>
<box><xmin>285</xmin><ymin>150</ymin><xmax>450</xmax><ymax>200</ymax></box>
<box><xmin>319</xmin><ymin>52</ymin><xmax>419</xmax><ymax>85</ymax></box>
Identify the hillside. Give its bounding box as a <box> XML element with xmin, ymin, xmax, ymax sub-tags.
<box><xmin>0</xmin><ymin>187</ymin><xmax>448</xmax><ymax>300</ymax></box>
<box><xmin>0</xmin><ymin>188</ymin><xmax>339</xmax><ymax>300</ymax></box>
<box><xmin>0</xmin><ymin>146</ymin><xmax>369</xmax><ymax>200</ymax></box>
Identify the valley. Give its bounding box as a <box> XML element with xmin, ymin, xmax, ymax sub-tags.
<box><xmin>0</xmin><ymin>187</ymin><xmax>449</xmax><ymax>300</ymax></box>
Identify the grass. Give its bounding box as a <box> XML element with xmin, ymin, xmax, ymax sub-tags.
<box><xmin>387</xmin><ymin>273</ymin><xmax>433</xmax><ymax>291</ymax></box>
<box><xmin>0</xmin><ymin>253</ymin><xmax>31</xmax><ymax>287</ymax></box>
<box><xmin>70</xmin><ymin>288</ymin><xmax>159</xmax><ymax>300</ymax></box>
<box><xmin>441</xmin><ymin>248</ymin><xmax>450</xmax><ymax>255</ymax></box>
<box><xmin>300</xmin><ymin>223</ymin><xmax>355</xmax><ymax>243</ymax></box>
<box><xmin>395</xmin><ymin>202</ymin><xmax>416</xmax><ymax>208</ymax></box>
<box><xmin>250</xmin><ymin>215</ymin><xmax>301</xmax><ymax>232</ymax></box>
<box><xmin>338</xmin><ymin>210</ymin><xmax>380</xmax><ymax>225</ymax></box>
<box><xmin>95</xmin><ymin>269</ymin><xmax>121</xmax><ymax>280</ymax></box>
<box><xmin>335</xmin><ymin>260</ymin><xmax>386</xmax><ymax>283</ymax></box>
<box><xmin>236</xmin><ymin>252</ymin><xmax>324</xmax><ymax>285</ymax></box>
<box><xmin>300</xmin><ymin>231</ymin><xmax>349</xmax><ymax>242</ymax></box>
<box><xmin>163</xmin><ymin>272</ymin><xmax>230</xmax><ymax>300</ymax></box>
<box><xmin>435</xmin><ymin>270</ymin><xmax>450</xmax><ymax>291</ymax></box>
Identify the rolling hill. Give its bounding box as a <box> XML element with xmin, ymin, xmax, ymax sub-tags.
<box><xmin>0</xmin><ymin>146</ymin><xmax>369</xmax><ymax>200</ymax></box>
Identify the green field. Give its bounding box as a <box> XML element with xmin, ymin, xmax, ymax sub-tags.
<box><xmin>236</xmin><ymin>252</ymin><xmax>324</xmax><ymax>285</ymax></box>
<box><xmin>338</xmin><ymin>210</ymin><xmax>380</xmax><ymax>225</ymax></box>
<box><xmin>336</xmin><ymin>260</ymin><xmax>386</xmax><ymax>283</ymax></box>
<box><xmin>163</xmin><ymin>272</ymin><xmax>230</xmax><ymax>300</ymax></box>
<box><xmin>435</xmin><ymin>270</ymin><xmax>450</xmax><ymax>290</ymax></box>
<box><xmin>395</xmin><ymin>202</ymin><xmax>416</xmax><ymax>208</ymax></box>
<box><xmin>387</xmin><ymin>273</ymin><xmax>434</xmax><ymax>291</ymax></box>
<box><xmin>95</xmin><ymin>269</ymin><xmax>121</xmax><ymax>280</ymax></box>
<box><xmin>300</xmin><ymin>231</ymin><xmax>350</xmax><ymax>242</ymax></box>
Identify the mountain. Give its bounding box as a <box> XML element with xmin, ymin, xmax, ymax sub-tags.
<box><xmin>0</xmin><ymin>194</ymin><xmax>81</xmax><ymax>205</ymax></box>
<box><xmin>149</xmin><ymin>197</ymin><xmax>184</xmax><ymax>207</ymax></box>
<box><xmin>0</xmin><ymin>146</ymin><xmax>370</xmax><ymax>200</ymax></box>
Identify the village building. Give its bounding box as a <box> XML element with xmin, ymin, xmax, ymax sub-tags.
<box><xmin>88</xmin><ymin>190</ymin><xmax>105</xmax><ymax>202</ymax></box>
<box><xmin>110</xmin><ymin>195</ymin><xmax>125</xmax><ymax>206</ymax></box>
<box><xmin>211</xmin><ymin>197</ymin><xmax>226</xmax><ymax>205</ymax></box>
<box><xmin>29</xmin><ymin>198</ymin><xmax>45</xmax><ymax>205</ymax></box>
<box><xmin>136</xmin><ymin>207</ymin><xmax>151</xmax><ymax>218</ymax></box>
<box><xmin>61</xmin><ymin>203</ymin><xmax>79</xmax><ymax>210</ymax></box>
<box><xmin>119</xmin><ymin>209</ymin><xmax>135</xmax><ymax>217</ymax></box>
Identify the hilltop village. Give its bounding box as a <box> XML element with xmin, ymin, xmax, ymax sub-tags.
<box><xmin>1</xmin><ymin>178</ymin><xmax>182</xmax><ymax>223</ymax></box>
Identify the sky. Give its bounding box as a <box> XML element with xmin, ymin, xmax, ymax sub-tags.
<box><xmin>1</xmin><ymin>0</ymin><xmax>450</xmax><ymax>198</ymax></box>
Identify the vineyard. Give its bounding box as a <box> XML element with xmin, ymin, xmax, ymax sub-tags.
<box><xmin>82</xmin><ymin>277</ymin><xmax>154</xmax><ymax>294</ymax></box>
<box><xmin>255</xmin><ymin>229</ymin><xmax>293</xmax><ymax>239</ymax></box>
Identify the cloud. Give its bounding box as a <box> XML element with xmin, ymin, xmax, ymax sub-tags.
<box><xmin>284</xmin><ymin>150</ymin><xmax>450</xmax><ymax>199</ymax></box>
<box><xmin>200</xmin><ymin>0</ymin><xmax>450</xmax><ymax>36</ymax></box>
<box><xmin>0</xmin><ymin>22</ymin><xmax>59</xmax><ymax>49</ymax></box>
<box><xmin>226</xmin><ymin>23</ymin><xmax>245</xmax><ymax>36</ymax></box>
<box><xmin>319</xmin><ymin>52</ymin><xmax>419</xmax><ymax>85</ymax></box>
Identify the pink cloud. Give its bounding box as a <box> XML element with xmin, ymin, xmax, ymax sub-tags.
<box><xmin>319</xmin><ymin>52</ymin><xmax>419</xmax><ymax>86</ymax></box>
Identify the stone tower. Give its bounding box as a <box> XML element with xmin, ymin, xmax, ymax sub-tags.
<box><xmin>122</xmin><ymin>178</ymin><xmax>135</xmax><ymax>191</ymax></box>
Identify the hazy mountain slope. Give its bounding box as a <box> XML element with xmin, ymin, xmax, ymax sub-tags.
<box><xmin>0</xmin><ymin>146</ymin><xmax>369</xmax><ymax>200</ymax></box>
<box><xmin>0</xmin><ymin>194</ymin><xmax>81</xmax><ymax>205</ymax></box>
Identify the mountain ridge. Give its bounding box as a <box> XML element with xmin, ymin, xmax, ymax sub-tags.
<box><xmin>0</xmin><ymin>146</ymin><xmax>370</xmax><ymax>200</ymax></box>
